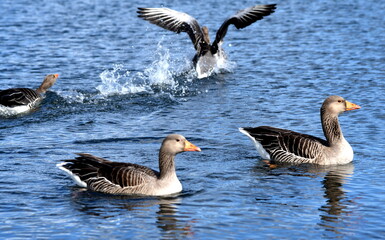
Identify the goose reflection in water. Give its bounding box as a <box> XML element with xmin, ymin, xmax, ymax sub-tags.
<box><xmin>68</xmin><ymin>190</ymin><xmax>194</xmax><ymax>238</ymax></box>
<box><xmin>253</xmin><ymin>162</ymin><xmax>357</xmax><ymax>237</ymax></box>
<box><xmin>156</xmin><ymin>197</ymin><xmax>195</xmax><ymax>238</ymax></box>
<box><xmin>317</xmin><ymin>163</ymin><xmax>356</xmax><ymax>236</ymax></box>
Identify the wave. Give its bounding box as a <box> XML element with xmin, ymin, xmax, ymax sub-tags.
<box><xmin>97</xmin><ymin>41</ymin><xmax>193</xmax><ymax>97</ymax></box>
<box><xmin>1</xmin><ymin>40</ymin><xmax>235</xmax><ymax>117</ymax></box>
<box><xmin>96</xmin><ymin>40</ymin><xmax>236</xmax><ymax>97</ymax></box>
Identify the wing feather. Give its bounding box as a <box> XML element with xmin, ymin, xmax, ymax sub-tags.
<box><xmin>58</xmin><ymin>153</ymin><xmax>159</xmax><ymax>194</ymax></box>
<box><xmin>0</xmin><ymin>88</ymin><xmax>40</xmax><ymax>107</ymax></box>
<box><xmin>212</xmin><ymin>4</ymin><xmax>276</xmax><ymax>53</ymax></box>
<box><xmin>241</xmin><ymin>126</ymin><xmax>327</xmax><ymax>164</ymax></box>
<box><xmin>137</xmin><ymin>7</ymin><xmax>205</xmax><ymax>51</ymax></box>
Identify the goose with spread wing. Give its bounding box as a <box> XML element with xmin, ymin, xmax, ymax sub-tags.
<box><xmin>137</xmin><ymin>4</ymin><xmax>276</xmax><ymax>78</ymax></box>
<box><xmin>239</xmin><ymin>96</ymin><xmax>361</xmax><ymax>165</ymax></box>
<box><xmin>57</xmin><ymin>134</ymin><xmax>201</xmax><ymax>196</ymax></box>
<box><xmin>0</xmin><ymin>74</ymin><xmax>59</xmax><ymax>113</ymax></box>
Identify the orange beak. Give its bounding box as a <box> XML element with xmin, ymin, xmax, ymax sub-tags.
<box><xmin>345</xmin><ymin>100</ymin><xmax>361</xmax><ymax>111</ymax></box>
<box><xmin>54</xmin><ymin>74</ymin><xmax>59</xmax><ymax>78</ymax></box>
<box><xmin>184</xmin><ymin>140</ymin><xmax>201</xmax><ymax>152</ymax></box>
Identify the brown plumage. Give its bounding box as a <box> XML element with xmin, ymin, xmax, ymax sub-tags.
<box><xmin>240</xmin><ymin>96</ymin><xmax>361</xmax><ymax>165</ymax></box>
<box><xmin>0</xmin><ymin>74</ymin><xmax>59</xmax><ymax>108</ymax></box>
<box><xmin>57</xmin><ymin>134</ymin><xmax>201</xmax><ymax>196</ymax></box>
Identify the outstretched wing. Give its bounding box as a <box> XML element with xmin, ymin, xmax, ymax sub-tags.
<box><xmin>240</xmin><ymin>126</ymin><xmax>327</xmax><ymax>164</ymax></box>
<box><xmin>212</xmin><ymin>4</ymin><xmax>276</xmax><ymax>53</ymax></box>
<box><xmin>0</xmin><ymin>88</ymin><xmax>40</xmax><ymax>107</ymax></box>
<box><xmin>58</xmin><ymin>153</ymin><xmax>159</xmax><ymax>193</ymax></box>
<box><xmin>137</xmin><ymin>7</ymin><xmax>206</xmax><ymax>51</ymax></box>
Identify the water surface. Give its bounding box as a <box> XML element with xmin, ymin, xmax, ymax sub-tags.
<box><xmin>0</xmin><ymin>0</ymin><xmax>384</xmax><ymax>239</ymax></box>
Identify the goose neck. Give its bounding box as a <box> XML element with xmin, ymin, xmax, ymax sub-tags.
<box><xmin>158</xmin><ymin>150</ymin><xmax>176</xmax><ymax>179</ymax></box>
<box><xmin>36</xmin><ymin>86</ymin><xmax>46</xmax><ymax>94</ymax></box>
<box><xmin>321</xmin><ymin>108</ymin><xmax>343</xmax><ymax>145</ymax></box>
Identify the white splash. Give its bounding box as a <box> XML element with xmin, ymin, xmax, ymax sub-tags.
<box><xmin>97</xmin><ymin>64</ymin><xmax>148</xmax><ymax>96</ymax></box>
<box><xmin>144</xmin><ymin>42</ymin><xmax>176</xmax><ymax>87</ymax></box>
<box><xmin>55</xmin><ymin>89</ymin><xmax>87</xmax><ymax>104</ymax></box>
<box><xmin>195</xmin><ymin>52</ymin><xmax>236</xmax><ymax>79</ymax></box>
<box><xmin>211</xmin><ymin>49</ymin><xmax>236</xmax><ymax>77</ymax></box>
<box><xmin>60</xmin><ymin>39</ymin><xmax>202</xmax><ymax>102</ymax></box>
<box><xmin>96</xmin><ymin>40</ymin><xmax>193</xmax><ymax>97</ymax></box>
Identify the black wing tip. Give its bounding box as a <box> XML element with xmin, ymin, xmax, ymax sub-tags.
<box><xmin>257</xmin><ymin>4</ymin><xmax>277</xmax><ymax>13</ymax></box>
<box><xmin>57</xmin><ymin>153</ymin><xmax>92</xmax><ymax>163</ymax></box>
<box><xmin>57</xmin><ymin>159</ymin><xmax>75</xmax><ymax>171</ymax></box>
<box><xmin>239</xmin><ymin>127</ymin><xmax>256</xmax><ymax>134</ymax></box>
<box><xmin>137</xmin><ymin>7</ymin><xmax>147</xmax><ymax>16</ymax></box>
<box><xmin>137</xmin><ymin>7</ymin><xmax>147</xmax><ymax>13</ymax></box>
<box><xmin>74</xmin><ymin>153</ymin><xmax>100</xmax><ymax>161</ymax></box>
<box><xmin>251</xmin><ymin>4</ymin><xmax>277</xmax><ymax>15</ymax></box>
<box><xmin>240</xmin><ymin>126</ymin><xmax>274</xmax><ymax>134</ymax></box>
<box><xmin>240</xmin><ymin>126</ymin><xmax>259</xmax><ymax>130</ymax></box>
<box><xmin>261</xmin><ymin>4</ymin><xmax>277</xmax><ymax>9</ymax></box>
<box><xmin>268</xmin><ymin>4</ymin><xmax>277</xmax><ymax>12</ymax></box>
<box><xmin>59</xmin><ymin>158</ymin><xmax>77</xmax><ymax>164</ymax></box>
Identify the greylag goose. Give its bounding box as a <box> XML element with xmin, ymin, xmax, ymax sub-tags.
<box><xmin>57</xmin><ymin>134</ymin><xmax>201</xmax><ymax>196</ymax></box>
<box><xmin>137</xmin><ymin>4</ymin><xmax>276</xmax><ymax>78</ymax></box>
<box><xmin>239</xmin><ymin>96</ymin><xmax>361</xmax><ymax>165</ymax></box>
<box><xmin>0</xmin><ymin>74</ymin><xmax>59</xmax><ymax>112</ymax></box>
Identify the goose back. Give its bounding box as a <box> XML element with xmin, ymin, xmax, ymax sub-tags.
<box><xmin>240</xmin><ymin>126</ymin><xmax>328</xmax><ymax>164</ymax></box>
<box><xmin>0</xmin><ymin>88</ymin><xmax>40</xmax><ymax>107</ymax></box>
<box><xmin>59</xmin><ymin>153</ymin><xmax>160</xmax><ymax>195</ymax></box>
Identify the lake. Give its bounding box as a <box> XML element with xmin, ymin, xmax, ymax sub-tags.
<box><xmin>0</xmin><ymin>0</ymin><xmax>384</xmax><ymax>239</ymax></box>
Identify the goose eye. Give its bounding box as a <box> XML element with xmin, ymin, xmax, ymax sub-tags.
<box><xmin>338</xmin><ymin>100</ymin><xmax>343</xmax><ymax>103</ymax></box>
<box><xmin>176</xmin><ymin>139</ymin><xmax>180</xmax><ymax>142</ymax></box>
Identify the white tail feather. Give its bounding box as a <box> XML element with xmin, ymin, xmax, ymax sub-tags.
<box><xmin>56</xmin><ymin>162</ymin><xmax>87</xmax><ymax>188</ymax></box>
<box><xmin>239</xmin><ymin>128</ymin><xmax>271</xmax><ymax>160</ymax></box>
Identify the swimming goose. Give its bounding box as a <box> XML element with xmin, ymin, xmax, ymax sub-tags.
<box><xmin>239</xmin><ymin>96</ymin><xmax>361</xmax><ymax>165</ymax></box>
<box><xmin>57</xmin><ymin>134</ymin><xmax>201</xmax><ymax>196</ymax></box>
<box><xmin>0</xmin><ymin>74</ymin><xmax>59</xmax><ymax>112</ymax></box>
<box><xmin>137</xmin><ymin>4</ymin><xmax>276</xmax><ymax>78</ymax></box>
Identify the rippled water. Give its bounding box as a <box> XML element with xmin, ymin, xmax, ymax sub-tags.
<box><xmin>1</xmin><ymin>0</ymin><xmax>384</xmax><ymax>239</ymax></box>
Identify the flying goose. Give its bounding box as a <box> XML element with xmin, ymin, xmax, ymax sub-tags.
<box><xmin>239</xmin><ymin>96</ymin><xmax>361</xmax><ymax>165</ymax></box>
<box><xmin>0</xmin><ymin>74</ymin><xmax>59</xmax><ymax>113</ymax></box>
<box><xmin>57</xmin><ymin>134</ymin><xmax>201</xmax><ymax>196</ymax></box>
<box><xmin>137</xmin><ymin>4</ymin><xmax>276</xmax><ymax>78</ymax></box>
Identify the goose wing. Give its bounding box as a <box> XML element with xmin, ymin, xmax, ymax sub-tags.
<box><xmin>211</xmin><ymin>4</ymin><xmax>276</xmax><ymax>53</ymax></box>
<box><xmin>137</xmin><ymin>7</ymin><xmax>206</xmax><ymax>51</ymax></box>
<box><xmin>240</xmin><ymin>126</ymin><xmax>327</xmax><ymax>164</ymax></box>
<box><xmin>58</xmin><ymin>153</ymin><xmax>159</xmax><ymax>193</ymax></box>
<box><xmin>0</xmin><ymin>88</ymin><xmax>40</xmax><ymax>107</ymax></box>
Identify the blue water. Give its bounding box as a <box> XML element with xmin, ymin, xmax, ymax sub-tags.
<box><xmin>1</xmin><ymin>0</ymin><xmax>384</xmax><ymax>239</ymax></box>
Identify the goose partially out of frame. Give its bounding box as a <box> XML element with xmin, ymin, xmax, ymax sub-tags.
<box><xmin>239</xmin><ymin>96</ymin><xmax>361</xmax><ymax>165</ymax></box>
<box><xmin>0</xmin><ymin>74</ymin><xmax>59</xmax><ymax>114</ymax></box>
<box><xmin>137</xmin><ymin>4</ymin><xmax>276</xmax><ymax>78</ymax></box>
<box><xmin>57</xmin><ymin>134</ymin><xmax>201</xmax><ymax>196</ymax></box>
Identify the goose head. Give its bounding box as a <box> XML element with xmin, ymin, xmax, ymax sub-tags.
<box><xmin>161</xmin><ymin>134</ymin><xmax>201</xmax><ymax>155</ymax></box>
<box><xmin>37</xmin><ymin>74</ymin><xmax>59</xmax><ymax>93</ymax></box>
<box><xmin>322</xmin><ymin>95</ymin><xmax>361</xmax><ymax>116</ymax></box>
